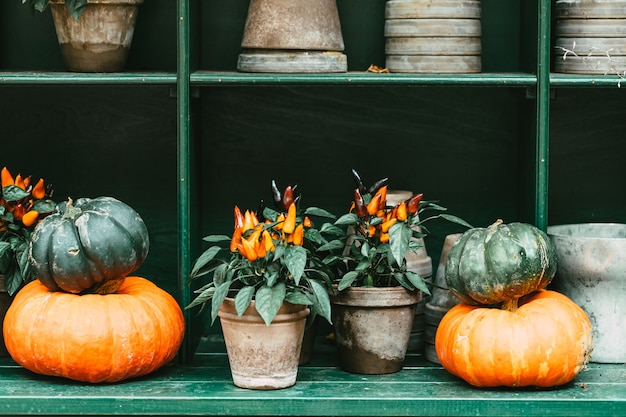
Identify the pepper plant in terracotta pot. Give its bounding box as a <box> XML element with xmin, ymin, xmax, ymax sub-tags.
<box><xmin>320</xmin><ymin>170</ymin><xmax>471</xmax><ymax>374</ymax></box>
<box><xmin>187</xmin><ymin>181</ymin><xmax>336</xmax><ymax>390</ymax></box>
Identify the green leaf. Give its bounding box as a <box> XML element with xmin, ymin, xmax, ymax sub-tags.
<box><xmin>334</xmin><ymin>213</ymin><xmax>359</xmax><ymax>226</ymax></box>
<box><xmin>1</xmin><ymin>185</ymin><xmax>29</xmax><ymax>202</ymax></box>
<box><xmin>405</xmin><ymin>271</ymin><xmax>431</xmax><ymax>295</ymax></box>
<box><xmin>285</xmin><ymin>291</ymin><xmax>313</xmax><ymax>305</ymax></box>
<box><xmin>210</xmin><ymin>281</ymin><xmax>232</xmax><ymax>324</ymax></box>
<box><xmin>389</xmin><ymin>222</ymin><xmax>412</xmax><ymax>267</ymax></box>
<box><xmin>185</xmin><ymin>284</ymin><xmax>215</xmax><ymax>310</ymax></box>
<box><xmin>317</xmin><ymin>239</ymin><xmax>346</xmax><ymax>252</ymax></box>
<box><xmin>440</xmin><ymin>213</ymin><xmax>474</xmax><ymax>229</ymax></box>
<box><xmin>0</xmin><ymin>242</ymin><xmax>11</xmax><ymax>273</ymax></box>
<box><xmin>202</xmin><ymin>234</ymin><xmax>231</xmax><ymax>243</ymax></box>
<box><xmin>32</xmin><ymin>199</ymin><xmax>56</xmax><ymax>215</ymax></box>
<box><xmin>338</xmin><ymin>270</ymin><xmax>359</xmax><ymax>291</ymax></box>
<box><xmin>285</xmin><ymin>245</ymin><xmax>306</xmax><ymax>284</ymax></box>
<box><xmin>255</xmin><ymin>283</ymin><xmax>286</xmax><ymax>326</ymax></box>
<box><xmin>320</xmin><ymin>222</ymin><xmax>345</xmax><ymax>236</ymax></box>
<box><xmin>304</xmin><ymin>207</ymin><xmax>336</xmax><ymax>219</ymax></box>
<box><xmin>309</xmin><ymin>279</ymin><xmax>332</xmax><ymax>324</ymax></box>
<box><xmin>235</xmin><ymin>286</ymin><xmax>255</xmax><ymax>316</ymax></box>
<box><xmin>190</xmin><ymin>246</ymin><xmax>222</xmax><ymax>277</ymax></box>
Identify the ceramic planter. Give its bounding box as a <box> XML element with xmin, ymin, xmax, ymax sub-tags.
<box><xmin>218</xmin><ymin>298</ymin><xmax>309</xmax><ymax>389</ymax></box>
<box><xmin>548</xmin><ymin>223</ymin><xmax>626</xmax><ymax>363</ymax></box>
<box><xmin>49</xmin><ymin>0</ymin><xmax>143</xmax><ymax>72</ymax></box>
<box><xmin>331</xmin><ymin>286</ymin><xmax>420</xmax><ymax>374</ymax></box>
<box><xmin>554</xmin><ymin>0</ymin><xmax>626</xmax><ymax>74</ymax></box>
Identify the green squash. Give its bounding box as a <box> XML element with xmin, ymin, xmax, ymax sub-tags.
<box><xmin>445</xmin><ymin>220</ymin><xmax>557</xmax><ymax>305</ymax></box>
<box><xmin>28</xmin><ymin>197</ymin><xmax>149</xmax><ymax>293</ymax></box>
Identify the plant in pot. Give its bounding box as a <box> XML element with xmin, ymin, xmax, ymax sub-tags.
<box><xmin>0</xmin><ymin>167</ymin><xmax>56</xmax><ymax>355</ymax></box>
<box><xmin>22</xmin><ymin>0</ymin><xmax>143</xmax><ymax>72</ymax></box>
<box><xmin>319</xmin><ymin>170</ymin><xmax>471</xmax><ymax>375</ymax></box>
<box><xmin>187</xmin><ymin>181</ymin><xmax>336</xmax><ymax>390</ymax></box>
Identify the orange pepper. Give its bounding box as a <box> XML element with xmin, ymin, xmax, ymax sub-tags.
<box><xmin>397</xmin><ymin>202</ymin><xmax>408</xmax><ymax>221</ymax></box>
<box><xmin>380</xmin><ymin>233</ymin><xmax>390</xmax><ymax>243</ymax></box>
<box><xmin>241</xmin><ymin>233</ymin><xmax>259</xmax><ymax>262</ymax></box>
<box><xmin>14</xmin><ymin>174</ymin><xmax>26</xmax><ymax>190</ymax></box>
<box><xmin>32</xmin><ymin>178</ymin><xmax>46</xmax><ymax>200</ymax></box>
<box><xmin>1</xmin><ymin>167</ymin><xmax>14</xmax><ymax>188</ymax></box>
<box><xmin>303</xmin><ymin>216</ymin><xmax>312</xmax><ymax>228</ymax></box>
<box><xmin>283</xmin><ymin>203</ymin><xmax>297</xmax><ymax>234</ymax></box>
<box><xmin>407</xmin><ymin>193</ymin><xmax>423</xmax><ymax>214</ymax></box>
<box><xmin>243</xmin><ymin>210</ymin><xmax>258</xmax><ymax>232</ymax></box>
<box><xmin>262</xmin><ymin>230</ymin><xmax>275</xmax><ymax>253</ymax></box>
<box><xmin>292</xmin><ymin>224</ymin><xmax>304</xmax><ymax>246</ymax></box>
<box><xmin>234</xmin><ymin>206</ymin><xmax>244</xmax><ymax>229</ymax></box>
<box><xmin>21</xmin><ymin>210</ymin><xmax>39</xmax><ymax>227</ymax></box>
<box><xmin>381</xmin><ymin>218</ymin><xmax>397</xmax><ymax>233</ymax></box>
<box><xmin>230</xmin><ymin>226</ymin><xmax>243</xmax><ymax>253</ymax></box>
<box><xmin>367</xmin><ymin>193</ymin><xmax>382</xmax><ymax>216</ymax></box>
<box><xmin>274</xmin><ymin>213</ymin><xmax>285</xmax><ymax>231</ymax></box>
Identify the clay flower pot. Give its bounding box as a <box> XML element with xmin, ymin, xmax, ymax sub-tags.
<box><xmin>330</xmin><ymin>286</ymin><xmax>420</xmax><ymax>374</ymax></box>
<box><xmin>218</xmin><ymin>298</ymin><xmax>309</xmax><ymax>389</ymax></box>
<box><xmin>49</xmin><ymin>0</ymin><xmax>143</xmax><ymax>72</ymax></box>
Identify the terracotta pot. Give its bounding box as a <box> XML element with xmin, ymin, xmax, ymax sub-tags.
<box><xmin>49</xmin><ymin>0</ymin><xmax>143</xmax><ymax>72</ymax></box>
<box><xmin>218</xmin><ymin>298</ymin><xmax>309</xmax><ymax>389</ymax></box>
<box><xmin>330</xmin><ymin>286</ymin><xmax>420</xmax><ymax>374</ymax></box>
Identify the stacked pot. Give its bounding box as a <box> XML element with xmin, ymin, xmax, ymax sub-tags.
<box><xmin>554</xmin><ymin>0</ymin><xmax>626</xmax><ymax>74</ymax></box>
<box><xmin>384</xmin><ymin>0</ymin><xmax>482</xmax><ymax>73</ymax></box>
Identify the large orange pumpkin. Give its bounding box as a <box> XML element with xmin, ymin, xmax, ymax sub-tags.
<box><xmin>3</xmin><ymin>276</ymin><xmax>185</xmax><ymax>383</ymax></box>
<box><xmin>435</xmin><ymin>290</ymin><xmax>593</xmax><ymax>388</ymax></box>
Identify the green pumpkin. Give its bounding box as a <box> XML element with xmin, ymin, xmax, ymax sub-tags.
<box><xmin>28</xmin><ymin>197</ymin><xmax>149</xmax><ymax>293</ymax></box>
<box><xmin>445</xmin><ymin>220</ymin><xmax>556</xmax><ymax>305</ymax></box>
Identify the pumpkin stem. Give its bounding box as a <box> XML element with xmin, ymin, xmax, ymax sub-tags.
<box><xmin>501</xmin><ymin>298</ymin><xmax>519</xmax><ymax>312</ymax></box>
<box><xmin>490</xmin><ymin>219</ymin><xmax>504</xmax><ymax>228</ymax></box>
<box><xmin>82</xmin><ymin>277</ymin><xmax>125</xmax><ymax>295</ymax></box>
<box><xmin>62</xmin><ymin>197</ymin><xmax>83</xmax><ymax>221</ymax></box>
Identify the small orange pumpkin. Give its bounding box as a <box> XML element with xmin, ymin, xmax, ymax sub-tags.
<box><xmin>435</xmin><ymin>290</ymin><xmax>593</xmax><ymax>388</ymax></box>
<box><xmin>3</xmin><ymin>276</ymin><xmax>185</xmax><ymax>383</ymax></box>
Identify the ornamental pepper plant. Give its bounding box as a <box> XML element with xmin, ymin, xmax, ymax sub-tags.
<box><xmin>187</xmin><ymin>181</ymin><xmax>337</xmax><ymax>326</ymax></box>
<box><xmin>319</xmin><ymin>170</ymin><xmax>472</xmax><ymax>293</ymax></box>
<box><xmin>0</xmin><ymin>167</ymin><xmax>56</xmax><ymax>295</ymax></box>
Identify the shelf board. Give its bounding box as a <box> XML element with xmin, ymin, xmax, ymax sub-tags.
<box><xmin>190</xmin><ymin>71</ymin><xmax>538</xmax><ymax>87</ymax></box>
<box><xmin>0</xmin><ymin>72</ymin><xmax>177</xmax><ymax>85</ymax></box>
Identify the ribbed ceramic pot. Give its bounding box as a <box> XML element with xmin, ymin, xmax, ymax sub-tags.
<box><xmin>218</xmin><ymin>298</ymin><xmax>309</xmax><ymax>389</ymax></box>
<box><xmin>49</xmin><ymin>0</ymin><xmax>143</xmax><ymax>72</ymax></box>
<box><xmin>331</xmin><ymin>286</ymin><xmax>420</xmax><ymax>374</ymax></box>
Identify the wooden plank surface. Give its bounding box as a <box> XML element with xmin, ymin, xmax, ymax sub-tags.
<box><xmin>0</xmin><ymin>335</ymin><xmax>624</xmax><ymax>417</ymax></box>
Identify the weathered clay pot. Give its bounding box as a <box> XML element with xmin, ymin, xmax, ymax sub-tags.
<box><xmin>218</xmin><ymin>298</ymin><xmax>309</xmax><ymax>389</ymax></box>
<box><xmin>49</xmin><ymin>0</ymin><xmax>143</xmax><ymax>72</ymax></box>
<box><xmin>548</xmin><ymin>223</ymin><xmax>626</xmax><ymax>363</ymax></box>
<box><xmin>331</xmin><ymin>286</ymin><xmax>420</xmax><ymax>374</ymax></box>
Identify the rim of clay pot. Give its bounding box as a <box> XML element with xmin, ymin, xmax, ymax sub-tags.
<box><xmin>330</xmin><ymin>286</ymin><xmax>421</xmax><ymax>307</ymax></box>
<box><xmin>218</xmin><ymin>298</ymin><xmax>310</xmax><ymax>324</ymax></box>
<box><xmin>548</xmin><ymin>223</ymin><xmax>626</xmax><ymax>240</ymax></box>
<box><xmin>49</xmin><ymin>0</ymin><xmax>144</xmax><ymax>5</ymax></box>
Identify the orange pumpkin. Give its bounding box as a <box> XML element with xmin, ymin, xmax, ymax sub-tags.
<box><xmin>435</xmin><ymin>290</ymin><xmax>593</xmax><ymax>388</ymax></box>
<box><xmin>3</xmin><ymin>276</ymin><xmax>185</xmax><ymax>383</ymax></box>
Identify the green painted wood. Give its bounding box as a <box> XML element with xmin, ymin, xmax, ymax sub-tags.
<box><xmin>0</xmin><ymin>338</ymin><xmax>624</xmax><ymax>417</ymax></box>
<box><xmin>534</xmin><ymin>0</ymin><xmax>551</xmax><ymax>231</ymax></box>
<box><xmin>0</xmin><ymin>73</ymin><xmax>176</xmax><ymax>85</ymax></box>
<box><xmin>190</xmin><ymin>71</ymin><xmax>537</xmax><ymax>86</ymax></box>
